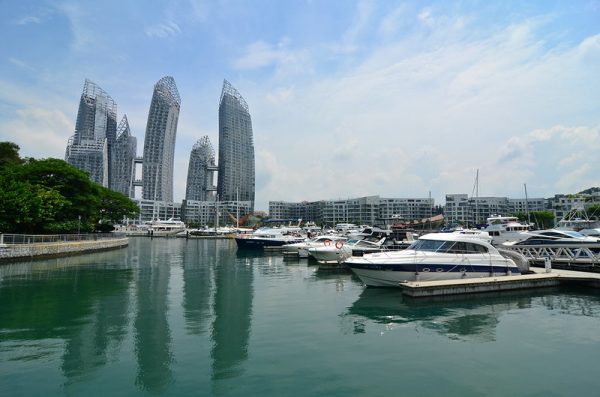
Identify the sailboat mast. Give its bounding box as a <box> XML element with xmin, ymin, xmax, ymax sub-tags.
<box><xmin>524</xmin><ymin>183</ymin><xmax>530</xmax><ymax>225</ymax></box>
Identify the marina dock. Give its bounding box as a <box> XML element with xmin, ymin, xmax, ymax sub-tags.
<box><xmin>399</xmin><ymin>267</ymin><xmax>600</xmax><ymax>297</ymax></box>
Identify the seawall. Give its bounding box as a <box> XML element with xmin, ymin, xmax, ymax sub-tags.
<box><xmin>0</xmin><ymin>237</ymin><xmax>129</xmax><ymax>263</ymax></box>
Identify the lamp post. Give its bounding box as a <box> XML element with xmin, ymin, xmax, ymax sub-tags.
<box><xmin>78</xmin><ymin>215</ymin><xmax>81</xmax><ymax>235</ymax></box>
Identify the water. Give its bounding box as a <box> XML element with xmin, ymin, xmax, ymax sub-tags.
<box><xmin>2</xmin><ymin>238</ymin><xmax>600</xmax><ymax>396</ymax></box>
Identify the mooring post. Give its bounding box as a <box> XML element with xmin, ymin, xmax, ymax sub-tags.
<box><xmin>544</xmin><ymin>257</ymin><xmax>552</xmax><ymax>273</ymax></box>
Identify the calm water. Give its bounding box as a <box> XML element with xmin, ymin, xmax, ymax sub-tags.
<box><xmin>2</xmin><ymin>238</ymin><xmax>600</xmax><ymax>396</ymax></box>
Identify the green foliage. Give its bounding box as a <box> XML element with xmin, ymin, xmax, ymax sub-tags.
<box><xmin>0</xmin><ymin>142</ymin><xmax>24</xmax><ymax>167</ymax></box>
<box><xmin>512</xmin><ymin>211</ymin><xmax>556</xmax><ymax>229</ymax></box>
<box><xmin>0</xmin><ymin>143</ymin><xmax>139</xmax><ymax>234</ymax></box>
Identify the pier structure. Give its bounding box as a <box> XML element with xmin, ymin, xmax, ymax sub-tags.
<box><xmin>398</xmin><ymin>267</ymin><xmax>600</xmax><ymax>298</ymax></box>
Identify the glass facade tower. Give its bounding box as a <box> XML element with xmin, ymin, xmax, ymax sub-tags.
<box><xmin>113</xmin><ymin>115</ymin><xmax>137</xmax><ymax>197</ymax></box>
<box><xmin>185</xmin><ymin>136</ymin><xmax>216</xmax><ymax>201</ymax></box>
<box><xmin>142</xmin><ymin>76</ymin><xmax>180</xmax><ymax>202</ymax></box>
<box><xmin>65</xmin><ymin>79</ymin><xmax>117</xmax><ymax>188</ymax></box>
<box><xmin>217</xmin><ymin>80</ymin><xmax>255</xmax><ymax>211</ymax></box>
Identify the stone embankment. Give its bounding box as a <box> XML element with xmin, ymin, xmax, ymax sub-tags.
<box><xmin>0</xmin><ymin>235</ymin><xmax>128</xmax><ymax>262</ymax></box>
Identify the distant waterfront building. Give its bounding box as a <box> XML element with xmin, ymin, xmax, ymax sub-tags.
<box><xmin>131</xmin><ymin>199</ymin><xmax>182</xmax><ymax>223</ymax></box>
<box><xmin>217</xmin><ymin>80</ymin><xmax>255</xmax><ymax>211</ymax></box>
<box><xmin>269</xmin><ymin>195</ymin><xmax>434</xmax><ymax>226</ymax></box>
<box><xmin>142</xmin><ymin>76</ymin><xmax>180</xmax><ymax>202</ymax></box>
<box><xmin>185</xmin><ymin>136</ymin><xmax>217</xmax><ymax>201</ymax></box>
<box><xmin>113</xmin><ymin>115</ymin><xmax>137</xmax><ymax>197</ymax></box>
<box><xmin>65</xmin><ymin>79</ymin><xmax>117</xmax><ymax>188</ymax></box>
<box><xmin>444</xmin><ymin>194</ymin><xmax>548</xmax><ymax>225</ymax></box>
<box><xmin>182</xmin><ymin>199</ymin><xmax>252</xmax><ymax>226</ymax></box>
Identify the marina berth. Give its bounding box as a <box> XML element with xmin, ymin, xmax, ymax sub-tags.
<box><xmin>345</xmin><ymin>232</ymin><xmax>523</xmax><ymax>287</ymax></box>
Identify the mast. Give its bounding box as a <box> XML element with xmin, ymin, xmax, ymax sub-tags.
<box><xmin>236</xmin><ymin>187</ymin><xmax>240</xmax><ymax>228</ymax></box>
<box><xmin>475</xmin><ymin>169</ymin><xmax>479</xmax><ymax>227</ymax></box>
<box><xmin>524</xmin><ymin>183</ymin><xmax>530</xmax><ymax>225</ymax></box>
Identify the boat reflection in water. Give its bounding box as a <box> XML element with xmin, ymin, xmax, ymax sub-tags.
<box><xmin>342</xmin><ymin>287</ymin><xmax>600</xmax><ymax>342</ymax></box>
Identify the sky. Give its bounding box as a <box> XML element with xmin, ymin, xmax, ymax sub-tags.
<box><xmin>1</xmin><ymin>0</ymin><xmax>599</xmax><ymax>211</ymax></box>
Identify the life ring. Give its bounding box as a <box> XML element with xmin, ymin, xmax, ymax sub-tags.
<box><xmin>335</xmin><ymin>240</ymin><xmax>344</xmax><ymax>249</ymax></box>
<box><xmin>324</xmin><ymin>240</ymin><xmax>331</xmax><ymax>246</ymax></box>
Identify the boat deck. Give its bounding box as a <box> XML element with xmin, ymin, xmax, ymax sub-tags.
<box><xmin>398</xmin><ymin>267</ymin><xmax>600</xmax><ymax>297</ymax></box>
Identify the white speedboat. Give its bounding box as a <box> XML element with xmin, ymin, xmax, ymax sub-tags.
<box><xmin>308</xmin><ymin>237</ymin><xmax>386</xmax><ymax>264</ymax></box>
<box><xmin>346</xmin><ymin>233</ymin><xmax>522</xmax><ymax>287</ymax></box>
<box><xmin>235</xmin><ymin>228</ymin><xmax>304</xmax><ymax>249</ymax></box>
<box><xmin>282</xmin><ymin>235</ymin><xmax>347</xmax><ymax>258</ymax></box>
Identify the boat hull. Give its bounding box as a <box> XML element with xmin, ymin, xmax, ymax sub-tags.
<box><xmin>236</xmin><ymin>237</ymin><xmax>303</xmax><ymax>249</ymax></box>
<box><xmin>346</xmin><ymin>259</ymin><xmax>520</xmax><ymax>287</ymax></box>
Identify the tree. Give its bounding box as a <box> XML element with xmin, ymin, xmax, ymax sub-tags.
<box><xmin>0</xmin><ymin>149</ymin><xmax>140</xmax><ymax>233</ymax></box>
<box><xmin>512</xmin><ymin>211</ymin><xmax>555</xmax><ymax>229</ymax></box>
<box><xmin>0</xmin><ymin>142</ymin><xmax>23</xmax><ymax>167</ymax></box>
<box><xmin>14</xmin><ymin>158</ymin><xmax>100</xmax><ymax>230</ymax></box>
<box><xmin>95</xmin><ymin>186</ymin><xmax>139</xmax><ymax>230</ymax></box>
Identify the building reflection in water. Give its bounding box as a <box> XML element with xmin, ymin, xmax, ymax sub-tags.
<box><xmin>0</xmin><ymin>248</ymin><xmax>132</xmax><ymax>384</ymax></box>
<box><xmin>211</xmin><ymin>242</ymin><xmax>254</xmax><ymax>381</ymax></box>
<box><xmin>181</xmin><ymin>239</ymin><xmax>215</xmax><ymax>335</ymax></box>
<box><xmin>133</xmin><ymin>238</ymin><xmax>176</xmax><ymax>392</ymax></box>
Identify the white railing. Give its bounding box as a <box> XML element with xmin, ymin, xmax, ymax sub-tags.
<box><xmin>504</xmin><ymin>243</ymin><xmax>600</xmax><ymax>265</ymax></box>
<box><xmin>0</xmin><ymin>233</ymin><xmax>126</xmax><ymax>245</ymax></box>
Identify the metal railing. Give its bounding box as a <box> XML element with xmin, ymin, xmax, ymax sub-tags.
<box><xmin>0</xmin><ymin>233</ymin><xmax>126</xmax><ymax>245</ymax></box>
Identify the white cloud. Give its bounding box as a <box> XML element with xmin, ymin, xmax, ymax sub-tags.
<box><xmin>15</xmin><ymin>16</ymin><xmax>41</xmax><ymax>25</ymax></box>
<box><xmin>0</xmin><ymin>107</ymin><xmax>73</xmax><ymax>160</ymax></box>
<box><xmin>145</xmin><ymin>21</ymin><xmax>182</xmax><ymax>39</ymax></box>
<box><xmin>8</xmin><ymin>57</ymin><xmax>35</xmax><ymax>71</ymax></box>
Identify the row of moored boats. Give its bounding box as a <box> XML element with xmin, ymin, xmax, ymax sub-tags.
<box><xmin>234</xmin><ymin>216</ymin><xmax>600</xmax><ymax>288</ymax></box>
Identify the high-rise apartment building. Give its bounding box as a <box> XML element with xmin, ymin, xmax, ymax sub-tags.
<box><xmin>185</xmin><ymin>136</ymin><xmax>217</xmax><ymax>201</ymax></box>
<box><xmin>113</xmin><ymin>115</ymin><xmax>137</xmax><ymax>197</ymax></box>
<box><xmin>65</xmin><ymin>79</ymin><xmax>117</xmax><ymax>188</ymax></box>
<box><xmin>142</xmin><ymin>76</ymin><xmax>180</xmax><ymax>202</ymax></box>
<box><xmin>217</xmin><ymin>80</ymin><xmax>255</xmax><ymax>211</ymax></box>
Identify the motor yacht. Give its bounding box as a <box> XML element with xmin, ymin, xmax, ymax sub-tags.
<box><xmin>308</xmin><ymin>237</ymin><xmax>386</xmax><ymax>264</ymax></box>
<box><xmin>147</xmin><ymin>218</ymin><xmax>186</xmax><ymax>237</ymax></box>
<box><xmin>282</xmin><ymin>235</ymin><xmax>347</xmax><ymax>258</ymax></box>
<box><xmin>235</xmin><ymin>228</ymin><xmax>305</xmax><ymax>249</ymax></box>
<box><xmin>345</xmin><ymin>232</ymin><xmax>524</xmax><ymax>287</ymax></box>
<box><xmin>483</xmin><ymin>215</ymin><xmax>531</xmax><ymax>245</ymax></box>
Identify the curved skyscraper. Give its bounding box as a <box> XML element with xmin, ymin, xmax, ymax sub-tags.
<box><xmin>186</xmin><ymin>136</ymin><xmax>216</xmax><ymax>201</ymax></box>
<box><xmin>217</xmin><ymin>80</ymin><xmax>255</xmax><ymax>211</ymax></box>
<box><xmin>65</xmin><ymin>79</ymin><xmax>117</xmax><ymax>188</ymax></box>
<box><xmin>113</xmin><ymin>115</ymin><xmax>137</xmax><ymax>197</ymax></box>
<box><xmin>142</xmin><ymin>76</ymin><xmax>180</xmax><ymax>202</ymax></box>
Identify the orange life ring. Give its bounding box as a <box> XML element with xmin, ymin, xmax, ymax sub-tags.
<box><xmin>335</xmin><ymin>240</ymin><xmax>344</xmax><ymax>249</ymax></box>
<box><xmin>324</xmin><ymin>240</ymin><xmax>331</xmax><ymax>246</ymax></box>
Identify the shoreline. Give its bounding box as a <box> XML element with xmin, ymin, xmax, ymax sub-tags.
<box><xmin>0</xmin><ymin>237</ymin><xmax>129</xmax><ymax>263</ymax></box>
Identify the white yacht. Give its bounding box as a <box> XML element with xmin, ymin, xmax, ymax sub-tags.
<box><xmin>282</xmin><ymin>235</ymin><xmax>347</xmax><ymax>258</ymax></box>
<box><xmin>345</xmin><ymin>233</ymin><xmax>523</xmax><ymax>287</ymax></box>
<box><xmin>308</xmin><ymin>237</ymin><xmax>386</xmax><ymax>264</ymax></box>
<box><xmin>235</xmin><ymin>228</ymin><xmax>304</xmax><ymax>249</ymax></box>
<box><xmin>483</xmin><ymin>215</ymin><xmax>531</xmax><ymax>245</ymax></box>
<box><xmin>147</xmin><ymin>218</ymin><xmax>186</xmax><ymax>237</ymax></box>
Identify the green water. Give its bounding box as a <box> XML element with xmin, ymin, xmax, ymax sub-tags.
<box><xmin>2</xmin><ymin>238</ymin><xmax>600</xmax><ymax>396</ymax></box>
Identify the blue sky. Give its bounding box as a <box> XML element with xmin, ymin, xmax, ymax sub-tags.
<box><xmin>1</xmin><ymin>0</ymin><xmax>599</xmax><ymax>211</ymax></box>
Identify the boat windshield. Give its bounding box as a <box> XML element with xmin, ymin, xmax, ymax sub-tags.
<box><xmin>408</xmin><ymin>239</ymin><xmax>489</xmax><ymax>254</ymax></box>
